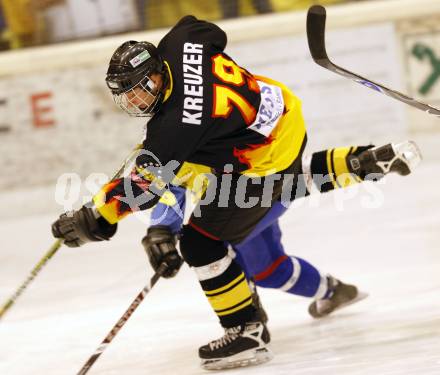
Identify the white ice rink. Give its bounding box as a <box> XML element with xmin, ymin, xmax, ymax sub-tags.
<box><xmin>1</xmin><ymin>138</ymin><xmax>439</xmax><ymax>375</ymax></box>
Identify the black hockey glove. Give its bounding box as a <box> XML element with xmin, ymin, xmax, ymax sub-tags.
<box><xmin>141</xmin><ymin>226</ymin><xmax>183</xmax><ymax>278</ymax></box>
<box><xmin>52</xmin><ymin>205</ymin><xmax>117</xmax><ymax>248</ymax></box>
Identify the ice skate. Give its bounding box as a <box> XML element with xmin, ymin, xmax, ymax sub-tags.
<box><xmin>308</xmin><ymin>276</ymin><xmax>368</xmax><ymax>319</ymax></box>
<box><xmin>348</xmin><ymin>140</ymin><xmax>422</xmax><ymax>180</ymax></box>
<box><xmin>199</xmin><ymin>320</ymin><xmax>273</xmax><ymax>370</ymax></box>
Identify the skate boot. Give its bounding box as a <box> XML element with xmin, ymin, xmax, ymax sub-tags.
<box><xmin>308</xmin><ymin>276</ymin><xmax>368</xmax><ymax>319</ymax></box>
<box><xmin>199</xmin><ymin>319</ymin><xmax>273</xmax><ymax>370</ymax></box>
<box><xmin>249</xmin><ymin>279</ymin><xmax>268</xmax><ymax>324</ymax></box>
<box><xmin>347</xmin><ymin>140</ymin><xmax>422</xmax><ymax>180</ymax></box>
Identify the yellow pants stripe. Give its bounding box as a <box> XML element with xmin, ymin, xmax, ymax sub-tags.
<box><xmin>215</xmin><ymin>297</ymin><xmax>253</xmax><ymax>316</ymax></box>
<box><xmin>205</xmin><ymin>273</ymin><xmax>246</xmax><ymax>296</ymax></box>
<box><xmin>206</xmin><ymin>275</ymin><xmax>252</xmax><ymax>313</ymax></box>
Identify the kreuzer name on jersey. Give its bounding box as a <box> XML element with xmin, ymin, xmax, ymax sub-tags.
<box><xmin>182</xmin><ymin>43</ymin><xmax>204</xmax><ymax>125</ymax></box>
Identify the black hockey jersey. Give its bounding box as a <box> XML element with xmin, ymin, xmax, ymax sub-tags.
<box><xmin>93</xmin><ymin>16</ymin><xmax>307</xmax><ymax>224</ymax></box>
<box><xmin>144</xmin><ymin>15</ymin><xmax>306</xmax><ymax>175</ymax></box>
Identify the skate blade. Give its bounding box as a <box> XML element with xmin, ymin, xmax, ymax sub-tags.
<box><xmin>200</xmin><ymin>346</ymin><xmax>273</xmax><ymax>371</ymax></box>
<box><xmin>332</xmin><ymin>290</ymin><xmax>369</xmax><ymax>314</ymax></box>
<box><xmin>311</xmin><ymin>291</ymin><xmax>369</xmax><ymax>319</ymax></box>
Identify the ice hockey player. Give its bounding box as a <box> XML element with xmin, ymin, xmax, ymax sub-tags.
<box><xmin>51</xmin><ymin>15</ymin><xmax>422</xmax><ymax>370</ymax></box>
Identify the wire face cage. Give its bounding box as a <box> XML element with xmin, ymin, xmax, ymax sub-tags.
<box><xmin>112</xmin><ymin>76</ymin><xmax>160</xmax><ymax>117</ymax></box>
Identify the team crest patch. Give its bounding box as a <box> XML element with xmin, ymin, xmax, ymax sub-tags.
<box><xmin>130</xmin><ymin>50</ymin><xmax>151</xmax><ymax>68</ymax></box>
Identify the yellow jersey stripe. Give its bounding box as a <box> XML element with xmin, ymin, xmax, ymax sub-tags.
<box><xmin>348</xmin><ymin>146</ymin><xmax>363</xmax><ymax>183</ymax></box>
<box><xmin>333</xmin><ymin>147</ymin><xmax>356</xmax><ymax>188</ymax></box>
<box><xmin>326</xmin><ymin>149</ymin><xmax>337</xmax><ymax>188</ymax></box>
<box><xmin>162</xmin><ymin>61</ymin><xmax>174</xmax><ymax>103</ymax></box>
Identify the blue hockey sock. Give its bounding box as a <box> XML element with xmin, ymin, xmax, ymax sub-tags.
<box><xmin>254</xmin><ymin>255</ymin><xmax>331</xmax><ymax>299</ymax></box>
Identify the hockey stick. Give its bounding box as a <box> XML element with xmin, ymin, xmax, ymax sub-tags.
<box><xmin>306</xmin><ymin>5</ymin><xmax>440</xmax><ymax>118</ymax></box>
<box><xmin>76</xmin><ymin>262</ymin><xmax>169</xmax><ymax>375</ymax></box>
<box><xmin>0</xmin><ymin>239</ymin><xmax>63</xmax><ymax>319</ymax></box>
<box><xmin>0</xmin><ymin>144</ymin><xmax>142</xmax><ymax>321</ymax></box>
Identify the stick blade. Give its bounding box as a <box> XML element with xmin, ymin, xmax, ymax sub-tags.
<box><xmin>305</xmin><ymin>5</ymin><xmax>440</xmax><ymax>118</ymax></box>
<box><xmin>307</xmin><ymin>5</ymin><xmax>328</xmax><ymax>63</ymax></box>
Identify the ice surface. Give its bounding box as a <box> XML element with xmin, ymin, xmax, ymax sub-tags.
<box><xmin>1</xmin><ymin>140</ymin><xmax>440</xmax><ymax>375</ymax></box>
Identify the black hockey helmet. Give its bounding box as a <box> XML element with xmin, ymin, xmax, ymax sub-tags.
<box><xmin>106</xmin><ymin>41</ymin><xmax>169</xmax><ymax>117</ymax></box>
